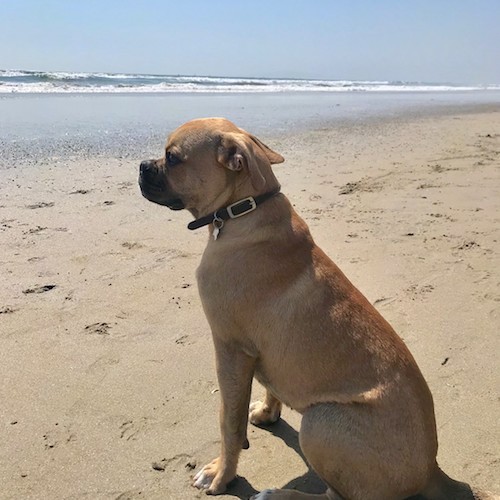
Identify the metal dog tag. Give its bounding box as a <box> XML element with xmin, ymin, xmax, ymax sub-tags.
<box><xmin>213</xmin><ymin>217</ymin><xmax>224</xmax><ymax>241</ymax></box>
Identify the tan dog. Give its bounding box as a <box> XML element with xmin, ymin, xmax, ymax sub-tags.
<box><xmin>139</xmin><ymin>118</ymin><xmax>495</xmax><ymax>500</ymax></box>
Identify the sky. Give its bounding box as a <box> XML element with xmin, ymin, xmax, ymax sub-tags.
<box><xmin>0</xmin><ymin>0</ymin><xmax>499</xmax><ymax>84</ymax></box>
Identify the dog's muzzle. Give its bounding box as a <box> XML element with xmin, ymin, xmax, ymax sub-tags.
<box><xmin>139</xmin><ymin>160</ymin><xmax>185</xmax><ymax>210</ymax></box>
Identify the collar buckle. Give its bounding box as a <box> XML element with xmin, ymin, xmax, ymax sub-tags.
<box><xmin>187</xmin><ymin>188</ymin><xmax>279</xmax><ymax>231</ymax></box>
<box><xmin>226</xmin><ymin>197</ymin><xmax>257</xmax><ymax>219</ymax></box>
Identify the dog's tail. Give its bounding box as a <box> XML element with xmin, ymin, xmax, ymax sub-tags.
<box><xmin>416</xmin><ymin>465</ymin><xmax>498</xmax><ymax>500</ymax></box>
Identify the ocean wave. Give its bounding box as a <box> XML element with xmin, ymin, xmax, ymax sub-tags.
<box><xmin>0</xmin><ymin>69</ymin><xmax>498</xmax><ymax>93</ymax></box>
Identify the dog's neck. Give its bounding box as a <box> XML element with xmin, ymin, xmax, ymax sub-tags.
<box><xmin>187</xmin><ymin>187</ymin><xmax>281</xmax><ymax>239</ymax></box>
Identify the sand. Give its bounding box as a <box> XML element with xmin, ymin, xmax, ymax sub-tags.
<box><xmin>1</xmin><ymin>109</ymin><xmax>499</xmax><ymax>499</ymax></box>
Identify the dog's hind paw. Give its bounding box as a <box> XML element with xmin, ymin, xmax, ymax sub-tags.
<box><xmin>249</xmin><ymin>400</ymin><xmax>281</xmax><ymax>426</ymax></box>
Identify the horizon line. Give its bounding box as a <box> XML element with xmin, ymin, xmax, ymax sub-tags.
<box><xmin>2</xmin><ymin>68</ymin><xmax>499</xmax><ymax>87</ymax></box>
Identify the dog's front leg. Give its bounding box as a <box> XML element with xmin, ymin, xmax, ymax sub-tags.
<box><xmin>193</xmin><ymin>336</ymin><xmax>255</xmax><ymax>495</ymax></box>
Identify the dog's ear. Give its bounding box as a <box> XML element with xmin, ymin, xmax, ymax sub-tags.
<box><xmin>247</xmin><ymin>134</ymin><xmax>285</xmax><ymax>165</ymax></box>
<box><xmin>218</xmin><ymin>132</ymin><xmax>269</xmax><ymax>190</ymax></box>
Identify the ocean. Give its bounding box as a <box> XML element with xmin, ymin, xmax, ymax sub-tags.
<box><xmin>1</xmin><ymin>70</ymin><xmax>500</xmax><ymax>168</ymax></box>
<box><xmin>1</xmin><ymin>70</ymin><xmax>500</xmax><ymax>94</ymax></box>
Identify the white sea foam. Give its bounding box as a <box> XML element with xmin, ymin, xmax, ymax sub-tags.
<box><xmin>0</xmin><ymin>69</ymin><xmax>498</xmax><ymax>93</ymax></box>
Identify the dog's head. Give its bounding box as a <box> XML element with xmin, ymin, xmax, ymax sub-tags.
<box><xmin>139</xmin><ymin>118</ymin><xmax>284</xmax><ymax>218</ymax></box>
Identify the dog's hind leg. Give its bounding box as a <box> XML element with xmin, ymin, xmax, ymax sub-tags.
<box><xmin>297</xmin><ymin>403</ymin><xmax>435</xmax><ymax>500</ymax></box>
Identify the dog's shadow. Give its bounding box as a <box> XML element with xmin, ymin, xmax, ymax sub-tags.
<box><xmin>225</xmin><ymin>418</ymin><xmax>326</xmax><ymax>499</ymax></box>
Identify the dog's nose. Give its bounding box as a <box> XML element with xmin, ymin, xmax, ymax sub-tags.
<box><xmin>140</xmin><ymin>160</ymin><xmax>155</xmax><ymax>175</ymax></box>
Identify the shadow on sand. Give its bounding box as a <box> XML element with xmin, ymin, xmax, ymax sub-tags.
<box><xmin>224</xmin><ymin>418</ymin><xmax>327</xmax><ymax>499</ymax></box>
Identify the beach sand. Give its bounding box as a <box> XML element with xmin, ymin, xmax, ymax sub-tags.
<box><xmin>1</xmin><ymin>109</ymin><xmax>499</xmax><ymax>499</ymax></box>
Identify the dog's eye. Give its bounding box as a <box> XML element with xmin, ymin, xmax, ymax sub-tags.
<box><xmin>166</xmin><ymin>151</ymin><xmax>182</xmax><ymax>168</ymax></box>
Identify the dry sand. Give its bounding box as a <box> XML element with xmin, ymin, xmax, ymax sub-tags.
<box><xmin>1</xmin><ymin>109</ymin><xmax>499</xmax><ymax>499</ymax></box>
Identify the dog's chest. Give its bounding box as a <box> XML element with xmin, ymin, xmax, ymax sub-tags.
<box><xmin>196</xmin><ymin>243</ymin><xmax>266</xmax><ymax>330</ymax></box>
<box><xmin>197</xmin><ymin>252</ymin><xmax>241</xmax><ymax>308</ymax></box>
<box><xmin>197</xmin><ymin>262</ymin><xmax>243</xmax><ymax>309</ymax></box>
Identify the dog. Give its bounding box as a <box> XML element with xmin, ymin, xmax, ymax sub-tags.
<box><xmin>139</xmin><ymin>118</ymin><xmax>496</xmax><ymax>499</ymax></box>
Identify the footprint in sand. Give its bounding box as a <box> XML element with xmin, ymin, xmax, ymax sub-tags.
<box><xmin>23</xmin><ymin>284</ymin><xmax>57</xmax><ymax>294</ymax></box>
<box><xmin>42</xmin><ymin>424</ymin><xmax>76</xmax><ymax>450</ymax></box>
<box><xmin>338</xmin><ymin>177</ymin><xmax>383</xmax><ymax>195</ymax></box>
<box><xmin>406</xmin><ymin>284</ymin><xmax>435</xmax><ymax>299</ymax></box>
<box><xmin>84</xmin><ymin>322</ymin><xmax>112</xmax><ymax>335</ymax></box>
<box><xmin>429</xmin><ymin>163</ymin><xmax>458</xmax><ymax>173</ymax></box>
<box><xmin>118</xmin><ymin>181</ymin><xmax>133</xmax><ymax>191</ymax></box>
<box><xmin>457</xmin><ymin>240</ymin><xmax>480</xmax><ymax>250</ymax></box>
<box><xmin>175</xmin><ymin>334</ymin><xmax>194</xmax><ymax>346</ymax></box>
<box><xmin>115</xmin><ymin>488</ymin><xmax>144</xmax><ymax>499</ymax></box>
<box><xmin>151</xmin><ymin>453</ymin><xmax>194</xmax><ymax>473</ymax></box>
<box><xmin>69</xmin><ymin>189</ymin><xmax>91</xmax><ymax>195</ymax></box>
<box><xmin>1</xmin><ymin>219</ymin><xmax>15</xmax><ymax>231</ymax></box>
<box><xmin>27</xmin><ymin>256</ymin><xmax>45</xmax><ymax>263</ymax></box>
<box><xmin>119</xmin><ymin>421</ymin><xmax>138</xmax><ymax>441</ymax></box>
<box><xmin>121</xmin><ymin>241</ymin><xmax>144</xmax><ymax>250</ymax></box>
<box><xmin>25</xmin><ymin>201</ymin><xmax>54</xmax><ymax>209</ymax></box>
<box><xmin>417</xmin><ymin>183</ymin><xmax>440</xmax><ymax>190</ymax></box>
<box><xmin>119</xmin><ymin>417</ymin><xmax>150</xmax><ymax>441</ymax></box>
<box><xmin>85</xmin><ymin>355</ymin><xmax>119</xmax><ymax>375</ymax></box>
<box><xmin>23</xmin><ymin>226</ymin><xmax>47</xmax><ymax>235</ymax></box>
<box><xmin>0</xmin><ymin>306</ymin><xmax>18</xmax><ymax>314</ymax></box>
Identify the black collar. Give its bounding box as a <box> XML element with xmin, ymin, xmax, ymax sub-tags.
<box><xmin>187</xmin><ymin>188</ymin><xmax>280</xmax><ymax>231</ymax></box>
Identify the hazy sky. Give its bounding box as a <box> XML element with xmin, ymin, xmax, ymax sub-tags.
<box><xmin>1</xmin><ymin>0</ymin><xmax>499</xmax><ymax>84</ymax></box>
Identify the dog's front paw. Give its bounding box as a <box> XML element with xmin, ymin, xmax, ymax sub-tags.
<box><xmin>249</xmin><ymin>400</ymin><xmax>281</xmax><ymax>426</ymax></box>
<box><xmin>193</xmin><ymin>457</ymin><xmax>234</xmax><ymax>495</ymax></box>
